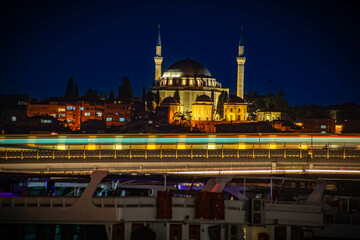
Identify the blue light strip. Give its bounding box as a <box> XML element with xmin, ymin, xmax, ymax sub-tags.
<box><xmin>0</xmin><ymin>135</ymin><xmax>359</xmax><ymax>145</ymax></box>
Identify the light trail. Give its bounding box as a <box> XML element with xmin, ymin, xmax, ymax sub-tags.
<box><xmin>170</xmin><ymin>169</ymin><xmax>360</xmax><ymax>175</ymax></box>
<box><xmin>0</xmin><ymin>134</ymin><xmax>359</xmax><ymax>146</ymax></box>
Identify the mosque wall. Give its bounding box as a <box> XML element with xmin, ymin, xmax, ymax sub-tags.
<box><xmin>152</xmin><ymin>88</ymin><xmax>228</xmax><ymax>114</ymax></box>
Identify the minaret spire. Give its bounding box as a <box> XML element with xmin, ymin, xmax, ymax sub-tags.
<box><xmin>236</xmin><ymin>26</ymin><xmax>246</xmax><ymax>98</ymax></box>
<box><xmin>157</xmin><ymin>24</ymin><xmax>162</xmax><ymax>46</ymax></box>
<box><xmin>238</xmin><ymin>26</ymin><xmax>244</xmax><ymax>47</ymax></box>
<box><xmin>154</xmin><ymin>24</ymin><xmax>163</xmax><ymax>80</ymax></box>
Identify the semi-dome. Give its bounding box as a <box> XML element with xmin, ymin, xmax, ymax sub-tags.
<box><xmin>195</xmin><ymin>94</ymin><xmax>212</xmax><ymax>102</ymax></box>
<box><xmin>162</xmin><ymin>58</ymin><xmax>212</xmax><ymax>78</ymax></box>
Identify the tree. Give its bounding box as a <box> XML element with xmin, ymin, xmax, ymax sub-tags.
<box><xmin>85</xmin><ymin>88</ymin><xmax>98</xmax><ymax>101</ymax></box>
<box><xmin>109</xmin><ymin>91</ymin><xmax>115</xmax><ymax>102</ymax></box>
<box><xmin>146</xmin><ymin>91</ymin><xmax>154</xmax><ymax>113</ymax></box>
<box><xmin>273</xmin><ymin>89</ymin><xmax>288</xmax><ymax>111</ymax></box>
<box><xmin>122</xmin><ymin>77</ymin><xmax>134</xmax><ymax>102</ymax></box>
<box><xmin>118</xmin><ymin>77</ymin><xmax>134</xmax><ymax>103</ymax></box>
<box><xmin>74</xmin><ymin>84</ymin><xmax>79</xmax><ymax>100</ymax></box>
<box><xmin>217</xmin><ymin>91</ymin><xmax>228</xmax><ymax>118</ymax></box>
<box><xmin>142</xmin><ymin>86</ymin><xmax>146</xmax><ymax>109</ymax></box>
<box><xmin>65</xmin><ymin>77</ymin><xmax>75</xmax><ymax>100</ymax></box>
<box><xmin>155</xmin><ymin>90</ymin><xmax>160</xmax><ymax>106</ymax></box>
<box><xmin>173</xmin><ymin>89</ymin><xmax>180</xmax><ymax>103</ymax></box>
<box><xmin>118</xmin><ymin>85</ymin><xmax>124</xmax><ymax>101</ymax></box>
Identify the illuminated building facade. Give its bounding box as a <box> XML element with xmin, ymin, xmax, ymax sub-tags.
<box><xmin>155</xmin><ymin>97</ymin><xmax>180</xmax><ymax>123</ymax></box>
<box><xmin>224</xmin><ymin>95</ymin><xmax>248</xmax><ymax>121</ymax></box>
<box><xmin>256</xmin><ymin>109</ymin><xmax>286</xmax><ymax>121</ymax></box>
<box><xmin>191</xmin><ymin>95</ymin><xmax>214</xmax><ymax>121</ymax></box>
<box><xmin>27</xmin><ymin>101</ymin><xmax>132</xmax><ymax>131</ymax></box>
<box><xmin>151</xmin><ymin>27</ymin><xmax>236</xmax><ymax>117</ymax></box>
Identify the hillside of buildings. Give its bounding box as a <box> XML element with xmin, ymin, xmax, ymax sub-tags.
<box><xmin>1</xmin><ymin>77</ymin><xmax>360</xmax><ymax>134</ymax></box>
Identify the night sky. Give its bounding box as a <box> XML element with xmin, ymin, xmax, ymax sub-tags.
<box><xmin>0</xmin><ymin>0</ymin><xmax>359</xmax><ymax>106</ymax></box>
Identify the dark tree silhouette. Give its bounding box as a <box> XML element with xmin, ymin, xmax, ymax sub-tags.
<box><xmin>85</xmin><ymin>88</ymin><xmax>98</xmax><ymax>101</ymax></box>
<box><xmin>142</xmin><ymin>86</ymin><xmax>146</xmax><ymax>106</ymax></box>
<box><xmin>217</xmin><ymin>91</ymin><xmax>228</xmax><ymax>118</ymax></box>
<box><xmin>155</xmin><ymin>90</ymin><xmax>160</xmax><ymax>106</ymax></box>
<box><xmin>118</xmin><ymin>77</ymin><xmax>134</xmax><ymax>103</ymax></box>
<box><xmin>173</xmin><ymin>89</ymin><xmax>180</xmax><ymax>103</ymax></box>
<box><xmin>65</xmin><ymin>77</ymin><xmax>75</xmax><ymax>100</ymax></box>
<box><xmin>109</xmin><ymin>91</ymin><xmax>115</xmax><ymax>102</ymax></box>
<box><xmin>146</xmin><ymin>91</ymin><xmax>154</xmax><ymax>113</ymax></box>
<box><xmin>74</xmin><ymin>84</ymin><xmax>79</xmax><ymax>100</ymax></box>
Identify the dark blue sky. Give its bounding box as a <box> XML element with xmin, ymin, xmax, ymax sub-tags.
<box><xmin>0</xmin><ymin>0</ymin><xmax>359</xmax><ymax>106</ymax></box>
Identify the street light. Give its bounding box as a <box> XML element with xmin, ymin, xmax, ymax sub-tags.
<box><xmin>258</xmin><ymin>127</ymin><xmax>262</xmax><ymax>149</ymax></box>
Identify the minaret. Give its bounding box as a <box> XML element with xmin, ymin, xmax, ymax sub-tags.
<box><xmin>236</xmin><ymin>26</ymin><xmax>246</xmax><ymax>99</ymax></box>
<box><xmin>154</xmin><ymin>24</ymin><xmax>163</xmax><ymax>81</ymax></box>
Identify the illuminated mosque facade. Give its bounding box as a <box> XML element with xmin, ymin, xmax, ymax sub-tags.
<box><xmin>150</xmin><ymin>26</ymin><xmax>247</xmax><ymax>122</ymax></box>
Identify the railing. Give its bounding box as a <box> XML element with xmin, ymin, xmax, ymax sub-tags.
<box><xmin>0</xmin><ymin>196</ymin><xmax>157</xmax><ymax>208</ymax></box>
<box><xmin>264</xmin><ymin>201</ymin><xmax>322</xmax><ymax>213</ymax></box>
<box><xmin>324</xmin><ymin>214</ymin><xmax>360</xmax><ymax>225</ymax></box>
<box><xmin>1</xmin><ymin>148</ymin><xmax>359</xmax><ymax>160</ymax></box>
<box><xmin>0</xmin><ymin>196</ymin><xmax>243</xmax><ymax>211</ymax></box>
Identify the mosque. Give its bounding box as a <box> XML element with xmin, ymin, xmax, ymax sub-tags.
<box><xmin>150</xmin><ymin>26</ymin><xmax>247</xmax><ymax>122</ymax></box>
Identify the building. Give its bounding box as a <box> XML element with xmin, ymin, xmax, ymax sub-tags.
<box><xmin>224</xmin><ymin>95</ymin><xmax>248</xmax><ymax>121</ymax></box>
<box><xmin>256</xmin><ymin>109</ymin><xmax>286</xmax><ymax>121</ymax></box>
<box><xmin>151</xmin><ymin>26</ymin><xmax>247</xmax><ymax>118</ymax></box>
<box><xmin>191</xmin><ymin>95</ymin><xmax>214</xmax><ymax>121</ymax></box>
<box><xmin>103</xmin><ymin>102</ymin><xmax>132</xmax><ymax>128</ymax></box>
<box><xmin>300</xmin><ymin>117</ymin><xmax>335</xmax><ymax>133</ymax></box>
<box><xmin>0</xmin><ymin>94</ymin><xmax>29</xmax><ymax>128</ymax></box>
<box><xmin>27</xmin><ymin>100</ymin><xmax>132</xmax><ymax>131</ymax></box>
<box><xmin>155</xmin><ymin>96</ymin><xmax>180</xmax><ymax>123</ymax></box>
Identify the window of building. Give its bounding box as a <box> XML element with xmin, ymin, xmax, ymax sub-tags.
<box><xmin>58</xmin><ymin>114</ymin><xmax>65</xmax><ymax>118</ymax></box>
<box><xmin>41</xmin><ymin>119</ymin><xmax>52</xmax><ymax>124</ymax></box>
<box><xmin>106</xmin><ymin>118</ymin><xmax>112</xmax><ymax>121</ymax></box>
<box><xmin>237</xmin><ymin>115</ymin><xmax>240</xmax><ymax>121</ymax></box>
<box><xmin>80</xmin><ymin>107</ymin><xmax>84</xmax><ymax>111</ymax></box>
<box><xmin>11</xmin><ymin>116</ymin><xmax>16</xmax><ymax>122</ymax></box>
<box><xmin>84</xmin><ymin>112</ymin><xmax>90</xmax><ymax>116</ymax></box>
<box><xmin>238</xmin><ymin>108</ymin><xmax>241</xmax><ymax>112</ymax></box>
<box><xmin>230</xmin><ymin>108</ymin><xmax>233</xmax><ymax>112</ymax></box>
<box><xmin>119</xmin><ymin>118</ymin><xmax>125</xmax><ymax>122</ymax></box>
<box><xmin>67</xmin><ymin>106</ymin><xmax>74</xmax><ymax>110</ymax></box>
<box><xmin>96</xmin><ymin>112</ymin><xmax>102</xmax><ymax>117</ymax></box>
<box><xmin>58</xmin><ymin>108</ymin><xmax>65</xmax><ymax>112</ymax></box>
<box><xmin>321</xmin><ymin>125</ymin><xmax>326</xmax><ymax>129</ymax></box>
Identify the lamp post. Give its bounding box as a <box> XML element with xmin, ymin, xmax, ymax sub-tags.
<box><xmin>258</xmin><ymin>128</ymin><xmax>262</xmax><ymax>149</ymax></box>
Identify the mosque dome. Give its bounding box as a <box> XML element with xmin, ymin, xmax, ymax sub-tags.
<box><xmin>161</xmin><ymin>96</ymin><xmax>178</xmax><ymax>104</ymax></box>
<box><xmin>195</xmin><ymin>94</ymin><xmax>212</xmax><ymax>102</ymax></box>
<box><xmin>227</xmin><ymin>95</ymin><xmax>245</xmax><ymax>103</ymax></box>
<box><xmin>162</xmin><ymin>58</ymin><xmax>212</xmax><ymax>78</ymax></box>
